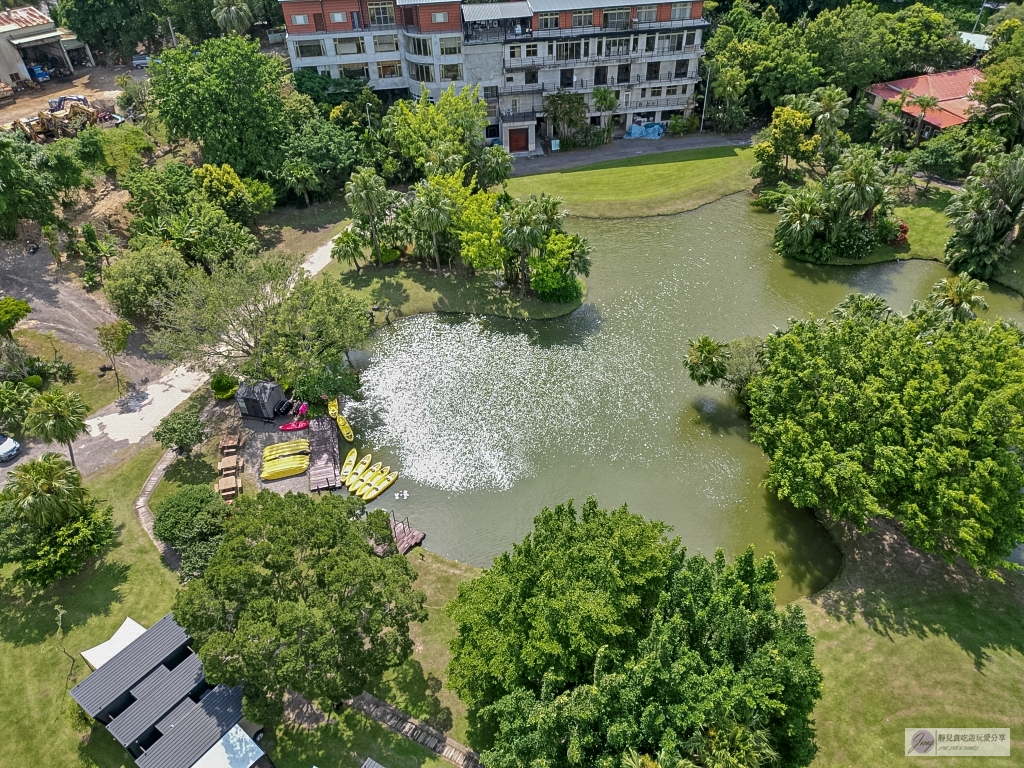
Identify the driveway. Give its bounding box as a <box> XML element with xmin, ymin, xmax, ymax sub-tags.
<box><xmin>1</xmin><ymin>65</ymin><xmax>132</xmax><ymax>120</ymax></box>
<box><xmin>510</xmin><ymin>130</ymin><xmax>754</xmax><ymax>177</ymax></box>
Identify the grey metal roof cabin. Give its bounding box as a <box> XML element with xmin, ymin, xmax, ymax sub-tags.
<box><xmin>235</xmin><ymin>380</ymin><xmax>286</xmax><ymax>420</ymax></box>
<box><xmin>70</xmin><ymin>614</ymin><xmax>273</xmax><ymax>768</ymax></box>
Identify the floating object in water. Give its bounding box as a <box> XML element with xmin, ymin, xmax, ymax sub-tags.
<box><xmin>336</xmin><ymin>414</ymin><xmax>354</xmax><ymax>442</ymax></box>
<box><xmin>359</xmin><ymin>466</ymin><xmax>390</xmax><ymax>499</ymax></box>
<box><xmin>279</xmin><ymin>421</ymin><xmax>308</xmax><ymax>431</ymax></box>
<box><xmin>346</xmin><ymin>454</ymin><xmax>372</xmax><ymax>488</ymax></box>
<box><xmin>340</xmin><ymin>448</ymin><xmax>358</xmax><ymax>483</ymax></box>
<box><xmin>402</xmin><ymin>490</ymin><xmax>409</xmax><ymax>499</ymax></box>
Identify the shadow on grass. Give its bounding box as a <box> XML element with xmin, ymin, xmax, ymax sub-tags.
<box><xmin>0</xmin><ymin>558</ymin><xmax>131</xmax><ymax>647</ymax></box>
<box><xmin>163</xmin><ymin>453</ymin><xmax>219</xmax><ymax>488</ymax></box>
<box><xmin>762</xmin><ymin>491</ymin><xmax>842</xmax><ymax>598</ymax></box>
<box><xmin>807</xmin><ymin>516</ymin><xmax>1024</xmax><ymax>670</ymax></box>
<box><xmin>372</xmin><ymin>659</ymin><xmax>453</xmax><ymax>734</ymax></box>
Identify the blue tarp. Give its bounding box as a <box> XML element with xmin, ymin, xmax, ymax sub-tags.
<box><xmin>624</xmin><ymin>123</ymin><xmax>664</xmax><ymax>140</ymax></box>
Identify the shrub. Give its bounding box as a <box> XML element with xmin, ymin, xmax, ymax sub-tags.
<box><xmin>153</xmin><ymin>485</ymin><xmax>228</xmax><ymax>581</ymax></box>
<box><xmin>153</xmin><ymin>410</ymin><xmax>208</xmax><ymax>456</ymax></box>
<box><xmin>103</xmin><ymin>244</ymin><xmax>188</xmax><ymax>321</ymax></box>
<box><xmin>0</xmin><ymin>380</ymin><xmax>37</xmax><ymax>432</ymax></box>
<box><xmin>210</xmin><ymin>372</ymin><xmax>239</xmax><ymax>400</ymax></box>
<box><xmin>875</xmin><ymin>217</ymin><xmax>908</xmax><ymax>246</ymax></box>
<box><xmin>292</xmin><ymin>369</ymin><xmax>360</xmax><ymax>417</ymax></box>
<box><xmin>23</xmin><ymin>375</ymin><xmax>43</xmax><ymax>391</ymax></box>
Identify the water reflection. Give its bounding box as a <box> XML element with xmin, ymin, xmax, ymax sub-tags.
<box><xmin>349</xmin><ymin>193</ymin><xmax>1024</xmax><ymax>601</ymax></box>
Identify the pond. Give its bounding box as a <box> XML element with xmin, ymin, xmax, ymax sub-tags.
<box><xmin>349</xmin><ymin>193</ymin><xmax>1024</xmax><ymax>602</ymax></box>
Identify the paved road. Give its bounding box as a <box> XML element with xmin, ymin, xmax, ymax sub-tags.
<box><xmin>510</xmin><ymin>130</ymin><xmax>754</xmax><ymax>177</ymax></box>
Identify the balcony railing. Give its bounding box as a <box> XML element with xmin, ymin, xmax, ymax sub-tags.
<box><xmin>463</xmin><ymin>16</ymin><xmax>707</xmax><ymax>45</ymax></box>
<box><xmin>503</xmin><ymin>46</ymin><xmax>702</xmax><ymax>71</ymax></box>
<box><xmin>484</xmin><ymin>83</ymin><xmax>547</xmax><ymax>101</ymax></box>
<box><xmin>630</xmin><ymin>95</ymin><xmax>696</xmax><ymax>110</ymax></box>
<box><xmin>562</xmin><ymin>72</ymin><xmax>700</xmax><ymax>90</ymax></box>
<box><xmin>499</xmin><ymin>110</ymin><xmax>538</xmax><ymax>124</ymax></box>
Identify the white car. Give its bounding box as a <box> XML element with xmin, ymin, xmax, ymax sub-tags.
<box><xmin>0</xmin><ymin>434</ymin><xmax>21</xmax><ymax>462</ymax></box>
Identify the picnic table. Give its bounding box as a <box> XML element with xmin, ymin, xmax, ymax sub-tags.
<box><xmin>218</xmin><ymin>455</ymin><xmax>243</xmax><ymax>473</ymax></box>
<box><xmin>219</xmin><ymin>435</ymin><xmax>242</xmax><ymax>455</ymax></box>
<box><xmin>215</xmin><ymin>476</ymin><xmax>240</xmax><ymax>499</ymax></box>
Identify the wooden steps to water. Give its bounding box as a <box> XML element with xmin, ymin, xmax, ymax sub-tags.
<box><xmin>308</xmin><ymin>416</ymin><xmax>342</xmax><ymax>491</ymax></box>
<box><xmin>348</xmin><ymin>692</ymin><xmax>480</xmax><ymax>768</ymax></box>
<box><xmin>372</xmin><ymin>512</ymin><xmax>426</xmax><ymax>556</ymax></box>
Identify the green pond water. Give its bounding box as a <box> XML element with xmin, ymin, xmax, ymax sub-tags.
<box><xmin>348</xmin><ymin>193</ymin><xmax>1024</xmax><ymax>602</ymax></box>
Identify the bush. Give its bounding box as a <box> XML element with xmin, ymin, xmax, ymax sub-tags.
<box><xmin>23</xmin><ymin>375</ymin><xmax>43</xmax><ymax>391</ymax></box>
<box><xmin>210</xmin><ymin>371</ymin><xmax>239</xmax><ymax>400</ymax></box>
<box><xmin>153</xmin><ymin>410</ymin><xmax>208</xmax><ymax>456</ymax></box>
<box><xmin>153</xmin><ymin>485</ymin><xmax>228</xmax><ymax>581</ymax></box>
<box><xmin>0</xmin><ymin>380</ymin><xmax>37</xmax><ymax>432</ymax></box>
<box><xmin>103</xmin><ymin>244</ymin><xmax>189</xmax><ymax>321</ymax></box>
<box><xmin>875</xmin><ymin>217</ymin><xmax>908</xmax><ymax>246</ymax></box>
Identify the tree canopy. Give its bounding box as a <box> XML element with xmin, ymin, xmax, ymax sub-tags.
<box><xmin>173</xmin><ymin>491</ymin><xmax>427</xmax><ymax>725</ymax></box>
<box><xmin>446</xmin><ymin>497</ymin><xmax>822</xmax><ymax>768</ymax></box>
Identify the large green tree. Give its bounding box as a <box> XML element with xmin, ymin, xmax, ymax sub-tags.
<box><xmin>0</xmin><ymin>135</ymin><xmax>85</xmax><ymax>240</ymax></box>
<box><xmin>446</xmin><ymin>497</ymin><xmax>822</xmax><ymax>768</ymax></box>
<box><xmin>687</xmin><ymin>302</ymin><xmax>1024</xmax><ymax>575</ymax></box>
<box><xmin>153</xmin><ymin>485</ymin><xmax>228</xmax><ymax>581</ymax></box>
<box><xmin>54</xmin><ymin>0</ymin><xmax>161</xmax><ymax>62</ymax></box>
<box><xmin>149</xmin><ymin>36</ymin><xmax>287</xmax><ymax>177</ymax></box>
<box><xmin>103</xmin><ymin>244</ymin><xmax>189</xmax><ymax>322</ymax></box>
<box><xmin>173</xmin><ymin>491</ymin><xmax>427</xmax><ymax>725</ymax></box>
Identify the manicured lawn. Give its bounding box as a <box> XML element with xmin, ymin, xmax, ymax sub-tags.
<box><xmin>14</xmin><ymin>329</ymin><xmax>122</xmax><ymax>414</ymax></box>
<box><xmin>258</xmin><ymin>202</ymin><xmax>352</xmax><ymax>256</ymax></box>
<box><xmin>0</xmin><ymin>444</ymin><xmax>178</xmax><ymax>768</ymax></box>
<box><xmin>322</xmin><ymin>262</ymin><xmax>585</xmax><ymax>321</ymax></box>
<box><xmin>505</xmin><ymin>146</ymin><xmax>755</xmax><ymax>218</ymax></box>
<box><xmin>857</xmin><ymin>187</ymin><xmax>954</xmax><ymax>265</ymax></box>
<box><xmin>802</xmin><ymin>526</ymin><xmax>1024</xmax><ymax>767</ymax></box>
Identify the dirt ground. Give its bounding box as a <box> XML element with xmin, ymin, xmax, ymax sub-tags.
<box><xmin>0</xmin><ymin>64</ymin><xmax>133</xmax><ymax>121</ymax></box>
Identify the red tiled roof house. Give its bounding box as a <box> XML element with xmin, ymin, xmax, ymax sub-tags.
<box><xmin>865</xmin><ymin>67</ymin><xmax>984</xmax><ymax>142</ymax></box>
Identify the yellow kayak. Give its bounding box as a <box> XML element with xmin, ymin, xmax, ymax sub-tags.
<box><xmin>363</xmin><ymin>471</ymin><xmax>399</xmax><ymax>502</ymax></box>
<box><xmin>260</xmin><ymin>455</ymin><xmax>309</xmax><ymax>480</ymax></box>
<box><xmin>336</xmin><ymin>414</ymin><xmax>355</xmax><ymax>442</ymax></box>
<box><xmin>327</xmin><ymin>398</ymin><xmax>339</xmax><ymax>418</ymax></box>
<box><xmin>340</xmin><ymin>448</ymin><xmax>358</xmax><ymax>483</ymax></box>
<box><xmin>346</xmin><ymin>454</ymin><xmax>372</xmax><ymax>488</ymax></box>
<box><xmin>263</xmin><ymin>439</ymin><xmax>309</xmax><ymax>460</ymax></box>
<box><xmin>358</xmin><ymin>466</ymin><xmax>389</xmax><ymax>499</ymax></box>
<box><xmin>350</xmin><ymin>462</ymin><xmax>382</xmax><ymax>495</ymax></box>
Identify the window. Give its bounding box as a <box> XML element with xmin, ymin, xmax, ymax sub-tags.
<box><xmin>556</xmin><ymin>41</ymin><xmax>581</xmax><ymax>60</ymax></box>
<box><xmin>666</xmin><ymin>85</ymin><xmax>677</xmax><ymax>95</ymax></box>
<box><xmin>560</xmin><ymin>68</ymin><xmax>574</xmax><ymax>88</ymax></box>
<box><xmin>636</xmin><ymin>5</ymin><xmax>656</xmax><ymax>22</ymax></box>
<box><xmin>685</xmin><ymin>30</ymin><xmax>696</xmax><ymax>45</ymax></box>
<box><xmin>526</xmin><ymin>43</ymin><xmax>538</xmax><ymax>56</ymax></box>
<box><xmin>487</xmin><ymin>103</ymin><xmax>498</xmax><ymax>117</ymax></box>
<box><xmin>658</xmin><ymin>33</ymin><xmax>683</xmax><ymax>52</ymax></box>
<box><xmin>606</xmin><ymin>37</ymin><xmax>629</xmax><ymax>56</ymax></box>
<box><xmin>335</xmin><ymin>37</ymin><xmax>365</xmax><ymax>54</ymax></box>
<box><xmin>645</xmin><ymin>35</ymin><xmax>655</xmax><ymax>52</ymax></box>
<box><xmin>296</xmin><ymin>40</ymin><xmax>325</xmax><ymax>57</ymax></box>
<box><xmin>594</xmin><ymin>65</ymin><xmax>607</xmax><ymax>85</ymax></box>
<box><xmin>525</xmin><ymin>69</ymin><xmax>538</xmax><ymax>84</ymax></box>
<box><xmin>646</xmin><ymin>61</ymin><xmax>660</xmax><ymax>81</ymax></box>
<box><xmin>508</xmin><ymin>45</ymin><xmax>521</xmax><ymax>58</ymax></box>
<box><xmin>431</xmin><ymin>11</ymin><xmax>448</xmax><ymax>23</ymax></box>
<box><xmin>674</xmin><ymin>59</ymin><xmax>688</xmax><ymax>77</ymax></box>
<box><xmin>602</xmin><ymin>8</ymin><xmax>629</xmax><ymax>29</ymax></box>
<box><xmin>341</xmin><ymin>62</ymin><xmax>370</xmax><ymax>78</ymax></box>
<box><xmin>367</xmin><ymin>1</ymin><xmax>395</xmax><ymax>25</ymax></box>
<box><xmin>440</xmin><ymin>36</ymin><xmax>461</xmax><ymax>54</ymax></box>
<box><xmin>572</xmin><ymin>9</ymin><xmax>593</xmax><ymax>26</ymax></box>
<box><xmin>617</xmin><ymin>63</ymin><xmax>631</xmax><ymax>82</ymax></box>
<box><xmin>506</xmin><ymin>75</ymin><xmax>514</xmax><ymax>82</ymax></box>
<box><xmin>373</xmin><ymin>34</ymin><xmax>398</xmax><ymax>52</ymax></box>
<box><xmin>681</xmin><ymin>84</ymin><xmax>688</xmax><ymax>94</ymax></box>
<box><xmin>329</xmin><ymin>11</ymin><xmax>347</xmax><ymax>23</ymax></box>
<box><xmin>407</xmin><ymin>36</ymin><xmax>432</xmax><ymax>56</ymax></box>
<box><xmin>486</xmin><ymin>124</ymin><xmax>500</xmax><ymax>138</ymax></box>
<box><xmin>441</xmin><ymin>63</ymin><xmax>463</xmax><ymax>80</ymax></box>
<box><xmin>670</xmin><ymin>2</ymin><xmax>692</xmax><ymax>19</ymax></box>
<box><xmin>408</xmin><ymin>62</ymin><xmax>434</xmax><ymax>82</ymax></box>
<box><xmin>538</xmin><ymin>12</ymin><xmax>559</xmax><ymax>29</ymax></box>
<box><xmin>291</xmin><ymin>14</ymin><xmax>309</xmax><ymax>25</ymax></box>
<box><xmin>377</xmin><ymin>60</ymin><xmax>401</xmax><ymax>77</ymax></box>
<box><xmin>650</xmin><ymin>87</ymin><xmax>662</xmax><ymax>97</ymax></box>
<box><xmin>483</xmin><ymin>85</ymin><xmax>499</xmax><ymax>99</ymax></box>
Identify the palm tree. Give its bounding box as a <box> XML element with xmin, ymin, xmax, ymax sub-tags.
<box><xmin>279</xmin><ymin>159</ymin><xmax>321</xmax><ymax>208</ymax></box>
<box><xmin>212</xmin><ymin>0</ymin><xmax>254</xmax><ymax>35</ymax></box>
<box><xmin>2</xmin><ymin>452</ymin><xmax>88</xmax><ymax>528</ymax></box>
<box><xmin>622</xmin><ymin>747</ymin><xmax>697</xmax><ymax>768</ymax></box>
<box><xmin>988</xmin><ymin>89</ymin><xmax>1024</xmax><ymax>145</ymax></box>
<box><xmin>908</xmin><ymin>94</ymin><xmax>940</xmax><ymax>146</ymax></box>
<box><xmin>829</xmin><ymin>148</ymin><xmax>886</xmax><ymax>219</ymax></box>
<box><xmin>712</xmin><ymin>66</ymin><xmax>747</xmax><ymax>109</ymax></box>
<box><xmin>684</xmin><ymin>717</ymin><xmax>780</xmax><ymax>768</ymax></box>
<box><xmin>476</xmin><ymin>145</ymin><xmax>513</xmax><ymax>190</ymax></box>
<box><xmin>781</xmin><ymin>93</ymin><xmax>817</xmax><ymax>116</ymax></box>
<box><xmin>811</xmin><ymin>85</ymin><xmax>851</xmax><ymax>136</ymax></box>
<box><xmin>411</xmin><ymin>179</ymin><xmax>455</xmax><ymax>278</ymax></box>
<box><xmin>832</xmin><ymin>292</ymin><xmax>889</xmax><ymax>321</ymax></box>
<box><xmin>683</xmin><ymin>335</ymin><xmax>731</xmax><ymax>385</ymax></box>
<box><xmin>346</xmin><ymin>166</ymin><xmax>389</xmax><ymax>267</ymax></box>
<box><xmin>776</xmin><ymin>186</ymin><xmax>825</xmax><ymax>251</ymax></box>
<box><xmin>502</xmin><ymin>201</ymin><xmax>545</xmax><ymax>298</ymax></box>
<box><xmin>930</xmin><ymin>272</ymin><xmax>989</xmax><ymax>321</ymax></box>
<box><xmin>591</xmin><ymin>85</ymin><xmax>619</xmax><ymax>142</ymax></box>
<box><xmin>23</xmin><ymin>385</ymin><xmax>89</xmax><ymax>467</ymax></box>
<box><xmin>331</xmin><ymin>229</ymin><xmax>367</xmax><ymax>273</ymax></box>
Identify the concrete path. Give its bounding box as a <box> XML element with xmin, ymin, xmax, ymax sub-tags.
<box><xmin>510</xmin><ymin>129</ymin><xmax>754</xmax><ymax>177</ymax></box>
<box><xmin>132</xmin><ymin>448</ymin><xmax>181</xmax><ymax>572</ymax></box>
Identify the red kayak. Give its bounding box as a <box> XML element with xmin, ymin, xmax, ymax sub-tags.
<box><xmin>279</xmin><ymin>421</ymin><xmax>309</xmax><ymax>431</ymax></box>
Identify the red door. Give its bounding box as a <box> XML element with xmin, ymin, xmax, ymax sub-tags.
<box><xmin>509</xmin><ymin>128</ymin><xmax>528</xmax><ymax>152</ymax></box>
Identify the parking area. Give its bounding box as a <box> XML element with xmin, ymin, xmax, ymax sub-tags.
<box><xmin>0</xmin><ymin>64</ymin><xmax>135</xmax><ymax>120</ymax></box>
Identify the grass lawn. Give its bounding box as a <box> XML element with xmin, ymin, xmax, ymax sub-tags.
<box><xmin>505</xmin><ymin>146</ymin><xmax>755</xmax><ymax>218</ymax></box>
<box><xmin>0</xmin><ymin>444</ymin><xmax>178</xmax><ymax>768</ymax></box>
<box><xmin>802</xmin><ymin>521</ymin><xmax>1024</xmax><ymax>767</ymax></box>
<box><xmin>14</xmin><ymin>329</ymin><xmax>122</xmax><ymax>415</ymax></box>
<box><xmin>322</xmin><ymin>262</ymin><xmax>585</xmax><ymax>321</ymax></box>
<box><xmin>258</xmin><ymin>201</ymin><xmax>352</xmax><ymax>256</ymax></box>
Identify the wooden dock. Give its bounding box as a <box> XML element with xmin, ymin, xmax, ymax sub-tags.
<box><xmin>347</xmin><ymin>691</ymin><xmax>480</xmax><ymax>768</ymax></box>
<box><xmin>308</xmin><ymin>416</ymin><xmax>342</xmax><ymax>492</ymax></box>
<box><xmin>373</xmin><ymin>512</ymin><xmax>426</xmax><ymax>556</ymax></box>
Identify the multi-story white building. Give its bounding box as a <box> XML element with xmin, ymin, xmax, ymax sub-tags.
<box><xmin>279</xmin><ymin>0</ymin><xmax>707</xmax><ymax>151</ymax></box>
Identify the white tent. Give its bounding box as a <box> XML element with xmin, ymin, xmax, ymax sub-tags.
<box><xmin>80</xmin><ymin>617</ymin><xmax>146</xmax><ymax>670</ymax></box>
